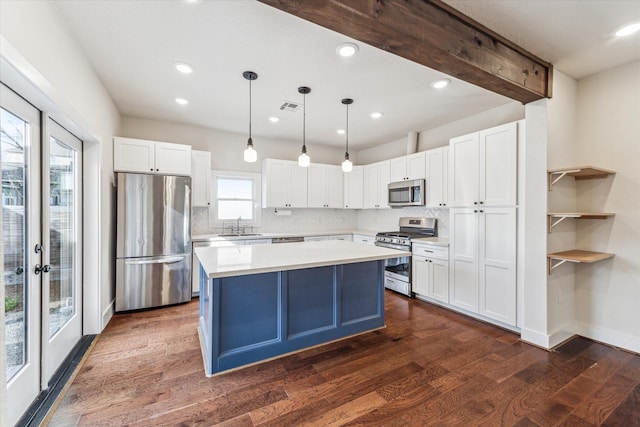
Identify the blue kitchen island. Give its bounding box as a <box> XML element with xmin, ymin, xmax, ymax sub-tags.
<box><xmin>194</xmin><ymin>240</ymin><xmax>409</xmax><ymax>376</ymax></box>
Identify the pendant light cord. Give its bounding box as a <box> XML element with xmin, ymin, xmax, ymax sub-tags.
<box><xmin>302</xmin><ymin>92</ymin><xmax>306</xmax><ymax>151</ymax></box>
<box><xmin>248</xmin><ymin>78</ymin><xmax>252</xmax><ymax>141</ymax></box>
<box><xmin>345</xmin><ymin>103</ymin><xmax>349</xmax><ymax>157</ymax></box>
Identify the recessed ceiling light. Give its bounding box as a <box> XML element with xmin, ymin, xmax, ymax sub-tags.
<box><xmin>175</xmin><ymin>97</ymin><xmax>189</xmax><ymax>105</ymax></box>
<box><xmin>174</xmin><ymin>62</ymin><xmax>194</xmax><ymax>74</ymax></box>
<box><xmin>431</xmin><ymin>78</ymin><xmax>451</xmax><ymax>89</ymax></box>
<box><xmin>615</xmin><ymin>22</ymin><xmax>640</xmax><ymax>37</ymax></box>
<box><xmin>336</xmin><ymin>42</ymin><xmax>359</xmax><ymax>57</ymax></box>
<box><xmin>337</xmin><ymin>129</ymin><xmax>346</xmax><ymax>135</ymax></box>
<box><xmin>269</xmin><ymin>116</ymin><xmax>280</xmax><ymax>123</ymax></box>
<box><xmin>370</xmin><ymin>112</ymin><xmax>383</xmax><ymax>119</ymax></box>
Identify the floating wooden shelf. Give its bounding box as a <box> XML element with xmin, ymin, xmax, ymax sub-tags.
<box><xmin>547</xmin><ymin>212</ymin><xmax>615</xmax><ymax>232</ymax></box>
<box><xmin>547</xmin><ymin>250</ymin><xmax>615</xmax><ymax>274</ymax></box>
<box><xmin>548</xmin><ymin>166</ymin><xmax>615</xmax><ymax>190</ymax></box>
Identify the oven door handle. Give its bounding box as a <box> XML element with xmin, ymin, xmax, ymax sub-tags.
<box><xmin>374</xmin><ymin>241</ymin><xmax>411</xmax><ymax>252</ymax></box>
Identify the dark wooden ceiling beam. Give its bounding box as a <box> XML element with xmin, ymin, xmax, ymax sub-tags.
<box><xmin>257</xmin><ymin>0</ymin><xmax>553</xmax><ymax>103</ymax></box>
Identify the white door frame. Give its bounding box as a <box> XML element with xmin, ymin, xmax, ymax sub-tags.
<box><xmin>2</xmin><ymin>82</ymin><xmax>43</xmax><ymax>427</ymax></box>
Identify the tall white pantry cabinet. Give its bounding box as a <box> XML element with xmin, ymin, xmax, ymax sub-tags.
<box><xmin>448</xmin><ymin>122</ymin><xmax>518</xmax><ymax>327</ymax></box>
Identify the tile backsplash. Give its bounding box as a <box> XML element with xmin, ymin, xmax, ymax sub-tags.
<box><xmin>192</xmin><ymin>206</ymin><xmax>448</xmax><ymax>237</ymax></box>
<box><xmin>192</xmin><ymin>207</ymin><xmax>358</xmax><ymax>235</ymax></box>
<box><xmin>356</xmin><ymin>207</ymin><xmax>449</xmax><ymax>237</ymax></box>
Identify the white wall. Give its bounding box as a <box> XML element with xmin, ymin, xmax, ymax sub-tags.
<box><xmin>1</xmin><ymin>1</ymin><xmax>121</xmax><ymax>335</ymax></box>
<box><xmin>573</xmin><ymin>60</ymin><xmax>640</xmax><ymax>353</ymax></box>
<box><xmin>546</xmin><ymin>71</ymin><xmax>579</xmax><ymax>344</ymax></box>
<box><xmin>120</xmin><ymin>116</ymin><xmax>349</xmax><ymax>172</ymax></box>
<box><xmin>357</xmin><ymin>102</ymin><xmax>524</xmax><ymax>164</ymax></box>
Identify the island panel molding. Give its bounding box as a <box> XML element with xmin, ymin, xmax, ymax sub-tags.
<box><xmin>199</xmin><ymin>261</ymin><xmax>385</xmax><ymax>375</ymax></box>
<box><xmin>258</xmin><ymin>0</ymin><xmax>553</xmax><ymax>103</ymax></box>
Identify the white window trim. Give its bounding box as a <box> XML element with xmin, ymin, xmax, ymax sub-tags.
<box><xmin>209</xmin><ymin>170</ymin><xmax>262</xmax><ymax>229</ymax></box>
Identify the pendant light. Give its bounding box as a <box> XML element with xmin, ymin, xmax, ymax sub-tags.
<box><xmin>341</xmin><ymin>98</ymin><xmax>353</xmax><ymax>172</ymax></box>
<box><xmin>243</xmin><ymin>71</ymin><xmax>258</xmax><ymax>163</ymax></box>
<box><xmin>297</xmin><ymin>86</ymin><xmax>311</xmax><ymax>167</ymax></box>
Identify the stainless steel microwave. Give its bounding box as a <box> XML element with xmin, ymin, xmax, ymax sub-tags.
<box><xmin>388</xmin><ymin>179</ymin><xmax>425</xmax><ymax>207</ymax></box>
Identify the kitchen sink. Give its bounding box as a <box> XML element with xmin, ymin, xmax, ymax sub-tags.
<box><xmin>219</xmin><ymin>233</ymin><xmax>262</xmax><ymax>237</ymax></box>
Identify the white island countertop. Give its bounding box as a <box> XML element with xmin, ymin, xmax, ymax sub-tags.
<box><xmin>195</xmin><ymin>240</ymin><xmax>410</xmax><ymax>279</ymax></box>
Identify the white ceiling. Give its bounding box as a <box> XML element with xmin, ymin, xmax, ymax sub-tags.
<box><xmin>52</xmin><ymin>0</ymin><xmax>640</xmax><ymax>150</ymax></box>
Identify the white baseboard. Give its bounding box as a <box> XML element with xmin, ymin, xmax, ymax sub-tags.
<box><xmin>548</xmin><ymin>323</ymin><xmax>577</xmax><ymax>349</ymax></box>
<box><xmin>575</xmin><ymin>321</ymin><xmax>640</xmax><ymax>354</ymax></box>
<box><xmin>101</xmin><ymin>300</ymin><xmax>114</xmax><ymax>331</ymax></box>
<box><xmin>520</xmin><ymin>328</ymin><xmax>552</xmax><ymax>349</ymax></box>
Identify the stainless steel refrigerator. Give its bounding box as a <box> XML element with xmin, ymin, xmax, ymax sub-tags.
<box><xmin>115</xmin><ymin>173</ymin><xmax>192</xmax><ymax>311</ymax></box>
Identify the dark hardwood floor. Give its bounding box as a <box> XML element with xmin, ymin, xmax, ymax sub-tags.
<box><xmin>47</xmin><ymin>292</ymin><xmax>640</xmax><ymax>426</ymax></box>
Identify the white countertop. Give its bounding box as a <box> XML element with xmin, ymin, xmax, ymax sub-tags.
<box><xmin>411</xmin><ymin>237</ymin><xmax>450</xmax><ymax>246</ymax></box>
<box><xmin>194</xmin><ymin>240</ymin><xmax>410</xmax><ymax>278</ymax></box>
<box><xmin>192</xmin><ymin>229</ymin><xmax>378</xmax><ymax>242</ymax></box>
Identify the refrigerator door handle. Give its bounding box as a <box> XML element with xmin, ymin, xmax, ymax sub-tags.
<box><xmin>125</xmin><ymin>256</ymin><xmax>185</xmax><ymax>265</ymax></box>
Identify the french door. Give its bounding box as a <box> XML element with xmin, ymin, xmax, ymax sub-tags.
<box><xmin>2</xmin><ymin>83</ymin><xmax>83</xmax><ymax>426</ymax></box>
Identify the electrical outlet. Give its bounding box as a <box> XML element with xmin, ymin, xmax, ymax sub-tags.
<box><xmin>558</xmin><ymin>290</ymin><xmax>564</xmax><ymax>304</ymax></box>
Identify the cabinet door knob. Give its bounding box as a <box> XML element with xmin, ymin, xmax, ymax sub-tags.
<box><xmin>474</xmin><ymin>201</ymin><xmax>478</xmax><ymax>205</ymax></box>
<box><xmin>479</xmin><ymin>201</ymin><xmax>484</xmax><ymax>204</ymax></box>
<box><xmin>474</xmin><ymin>210</ymin><xmax>478</xmax><ymax>213</ymax></box>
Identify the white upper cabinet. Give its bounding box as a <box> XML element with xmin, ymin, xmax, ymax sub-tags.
<box><xmin>425</xmin><ymin>146</ymin><xmax>448</xmax><ymax>208</ymax></box>
<box><xmin>363</xmin><ymin>160</ymin><xmax>390</xmax><ymax>209</ymax></box>
<box><xmin>480</xmin><ymin>123</ymin><xmax>517</xmax><ymax>206</ymax></box>
<box><xmin>389</xmin><ymin>152</ymin><xmax>426</xmax><ymax>182</ymax></box>
<box><xmin>343</xmin><ymin>166</ymin><xmax>364</xmax><ymax>209</ymax></box>
<box><xmin>191</xmin><ymin>150</ymin><xmax>211</xmax><ymax>207</ymax></box>
<box><xmin>308</xmin><ymin>164</ymin><xmax>343</xmax><ymax>208</ymax></box>
<box><xmin>262</xmin><ymin>159</ymin><xmax>308</xmax><ymax>208</ymax></box>
<box><xmin>449</xmin><ymin>122</ymin><xmax>517</xmax><ymax>207</ymax></box>
<box><xmin>114</xmin><ymin>137</ymin><xmax>191</xmax><ymax>175</ymax></box>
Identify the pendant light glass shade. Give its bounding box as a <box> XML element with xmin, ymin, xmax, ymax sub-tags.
<box><xmin>298</xmin><ymin>151</ymin><xmax>310</xmax><ymax>167</ymax></box>
<box><xmin>244</xmin><ymin>138</ymin><xmax>257</xmax><ymax>163</ymax></box>
<box><xmin>341</xmin><ymin>98</ymin><xmax>354</xmax><ymax>173</ymax></box>
<box><xmin>298</xmin><ymin>86</ymin><xmax>311</xmax><ymax>167</ymax></box>
<box><xmin>243</xmin><ymin>71</ymin><xmax>258</xmax><ymax>163</ymax></box>
<box><xmin>341</xmin><ymin>158</ymin><xmax>353</xmax><ymax>172</ymax></box>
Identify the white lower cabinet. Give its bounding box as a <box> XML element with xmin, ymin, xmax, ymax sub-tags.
<box><xmin>449</xmin><ymin>207</ymin><xmax>516</xmax><ymax>326</ymax></box>
<box><xmin>412</xmin><ymin>242</ymin><xmax>449</xmax><ymax>303</ymax></box>
<box><xmin>353</xmin><ymin>234</ymin><xmax>375</xmax><ymax>245</ymax></box>
<box><xmin>304</xmin><ymin>236</ymin><xmax>328</xmax><ymax>242</ymax></box>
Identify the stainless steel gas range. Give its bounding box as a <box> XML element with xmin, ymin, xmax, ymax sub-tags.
<box><xmin>374</xmin><ymin>217</ymin><xmax>437</xmax><ymax>297</ymax></box>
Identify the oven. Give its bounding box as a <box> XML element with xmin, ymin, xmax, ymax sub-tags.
<box><xmin>374</xmin><ymin>240</ymin><xmax>412</xmax><ymax>296</ymax></box>
<box><xmin>375</xmin><ymin>217</ymin><xmax>437</xmax><ymax>297</ymax></box>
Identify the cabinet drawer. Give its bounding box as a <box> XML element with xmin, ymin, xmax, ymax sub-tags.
<box><xmin>412</xmin><ymin>244</ymin><xmax>449</xmax><ymax>260</ymax></box>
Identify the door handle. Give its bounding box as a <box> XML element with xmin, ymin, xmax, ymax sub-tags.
<box><xmin>35</xmin><ymin>264</ymin><xmax>51</xmax><ymax>274</ymax></box>
<box><xmin>125</xmin><ymin>256</ymin><xmax>184</xmax><ymax>265</ymax></box>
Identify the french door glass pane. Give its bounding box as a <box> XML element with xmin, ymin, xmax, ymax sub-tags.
<box><xmin>48</xmin><ymin>137</ymin><xmax>77</xmax><ymax>338</ymax></box>
<box><xmin>1</xmin><ymin>107</ymin><xmax>27</xmax><ymax>379</ymax></box>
